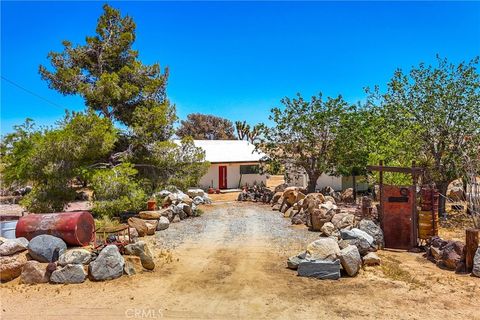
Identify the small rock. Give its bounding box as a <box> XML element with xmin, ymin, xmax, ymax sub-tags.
<box><xmin>172</xmin><ymin>215</ymin><xmax>181</xmax><ymax>223</ymax></box>
<box><xmin>124</xmin><ymin>256</ymin><xmax>142</xmax><ymax>276</ymax></box>
<box><xmin>338</xmin><ymin>245</ymin><xmax>362</xmax><ymax>276</ymax></box>
<box><xmin>341</xmin><ymin>188</ymin><xmax>355</xmax><ymax>203</ymax></box>
<box><xmin>28</xmin><ymin>235</ymin><xmax>67</xmax><ymax>263</ymax></box>
<box><xmin>58</xmin><ymin>249</ymin><xmax>92</xmax><ymax>266</ymax></box>
<box><xmin>89</xmin><ymin>245</ymin><xmax>124</xmax><ymax>281</ymax></box>
<box><xmin>20</xmin><ymin>261</ymin><xmax>50</xmax><ymax>284</ymax></box>
<box><xmin>129</xmin><ymin>228</ymin><xmax>139</xmax><ymax>242</ymax></box>
<box><xmin>50</xmin><ymin>264</ymin><xmax>86</xmax><ymax>284</ymax></box>
<box><xmin>0</xmin><ymin>252</ymin><xmax>28</xmax><ymax>282</ymax></box>
<box><xmin>0</xmin><ymin>237</ymin><xmax>29</xmax><ymax>256</ymax></box>
<box><xmin>284</xmin><ymin>207</ymin><xmax>294</xmax><ymax>218</ymax></box>
<box><xmin>362</xmin><ymin>252</ymin><xmax>381</xmax><ymax>266</ymax></box>
<box><xmin>441</xmin><ymin>241</ymin><xmax>464</xmax><ymax>270</ymax></box>
<box><xmin>306</xmin><ymin>238</ymin><xmax>340</xmax><ymax>261</ymax></box>
<box><xmin>297</xmin><ymin>259</ymin><xmax>341</xmax><ymax>280</ymax></box>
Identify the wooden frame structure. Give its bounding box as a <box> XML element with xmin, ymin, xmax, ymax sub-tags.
<box><xmin>367</xmin><ymin>160</ymin><xmax>424</xmax><ymax>249</ymax></box>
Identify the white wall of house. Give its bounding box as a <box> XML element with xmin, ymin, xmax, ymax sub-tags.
<box><xmin>198</xmin><ymin>162</ymin><xmax>266</xmax><ymax>189</ymax></box>
<box><xmin>289</xmin><ymin>173</ymin><xmax>369</xmax><ymax>192</ymax></box>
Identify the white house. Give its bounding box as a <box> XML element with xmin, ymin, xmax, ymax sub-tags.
<box><xmin>193</xmin><ymin>140</ymin><xmax>266</xmax><ymax>190</ymax></box>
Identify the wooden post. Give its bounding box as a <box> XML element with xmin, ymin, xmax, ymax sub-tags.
<box><xmin>466</xmin><ymin>228</ymin><xmax>480</xmax><ymax>272</ymax></box>
<box><xmin>352</xmin><ymin>175</ymin><xmax>357</xmax><ymax>203</ymax></box>
<box><xmin>379</xmin><ymin>160</ymin><xmax>384</xmax><ymax>229</ymax></box>
<box><xmin>411</xmin><ymin>161</ymin><xmax>418</xmax><ymax>247</ymax></box>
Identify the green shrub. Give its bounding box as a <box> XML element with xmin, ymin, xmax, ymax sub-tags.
<box><xmin>91</xmin><ymin>163</ymin><xmax>147</xmax><ymax>218</ymax></box>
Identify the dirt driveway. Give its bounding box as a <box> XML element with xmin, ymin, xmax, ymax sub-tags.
<box><xmin>1</xmin><ymin>202</ymin><xmax>479</xmax><ymax>320</ymax></box>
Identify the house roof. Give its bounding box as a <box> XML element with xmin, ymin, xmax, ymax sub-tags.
<box><xmin>191</xmin><ymin>140</ymin><xmax>266</xmax><ymax>163</ymax></box>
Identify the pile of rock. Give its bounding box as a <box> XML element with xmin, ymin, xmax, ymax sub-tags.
<box><xmin>126</xmin><ymin>188</ymin><xmax>211</xmax><ymax>236</ymax></box>
<box><xmin>287</xmin><ymin>222</ymin><xmax>383</xmax><ymax>279</ymax></box>
<box><xmin>237</xmin><ymin>185</ymin><xmax>274</xmax><ymax>203</ymax></box>
<box><xmin>0</xmin><ymin>233</ymin><xmax>156</xmax><ymax>284</ymax></box>
<box><xmin>424</xmin><ymin>236</ymin><xmax>480</xmax><ymax>276</ymax></box>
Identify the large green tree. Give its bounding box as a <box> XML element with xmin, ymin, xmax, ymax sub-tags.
<box><xmin>177</xmin><ymin>113</ymin><xmax>236</xmax><ymax>140</ymax></box>
<box><xmin>1</xmin><ymin>111</ymin><xmax>117</xmax><ymax>212</ymax></box>
<box><xmin>380</xmin><ymin>56</ymin><xmax>480</xmax><ymax>216</ymax></box>
<box><xmin>257</xmin><ymin>93</ymin><xmax>349</xmax><ymax>193</ymax></box>
<box><xmin>39</xmin><ymin>4</ymin><xmax>172</xmax><ymax>127</ymax></box>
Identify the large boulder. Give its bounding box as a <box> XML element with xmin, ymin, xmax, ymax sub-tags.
<box><xmin>0</xmin><ymin>252</ymin><xmax>28</xmax><ymax>282</ymax></box>
<box><xmin>302</xmin><ymin>193</ymin><xmax>325</xmax><ymax>211</ymax></box>
<box><xmin>287</xmin><ymin>252</ymin><xmax>310</xmax><ymax>270</ymax></box>
<box><xmin>473</xmin><ymin>247</ymin><xmax>480</xmax><ymax>277</ymax></box>
<box><xmin>89</xmin><ymin>245</ymin><xmax>124</xmax><ymax>281</ymax></box>
<box><xmin>340</xmin><ymin>228</ymin><xmax>374</xmax><ymax>245</ymax></box>
<box><xmin>128</xmin><ymin>217</ymin><xmax>148</xmax><ymax>237</ymax></box>
<box><xmin>338</xmin><ymin>245</ymin><xmax>362</xmax><ymax>276</ymax></box>
<box><xmin>341</xmin><ymin>188</ymin><xmax>355</xmax><ymax>203</ymax></box>
<box><xmin>193</xmin><ymin>196</ymin><xmax>204</xmax><ymax>205</ymax></box>
<box><xmin>20</xmin><ymin>261</ymin><xmax>51</xmax><ymax>284</ymax></box>
<box><xmin>306</xmin><ymin>238</ymin><xmax>340</xmax><ymax>261</ymax></box>
<box><xmin>145</xmin><ymin>221</ymin><xmax>157</xmax><ymax>235</ymax></box>
<box><xmin>349</xmin><ymin>237</ymin><xmax>373</xmax><ymax>256</ymax></box>
<box><xmin>177</xmin><ymin>203</ymin><xmax>192</xmax><ymax>216</ymax></box>
<box><xmin>173</xmin><ymin>205</ymin><xmax>187</xmax><ymax>220</ymax></box>
<box><xmin>138</xmin><ymin>211</ymin><xmax>161</xmax><ymax>220</ymax></box>
<box><xmin>187</xmin><ymin>188</ymin><xmax>205</xmax><ymax>198</ymax></box>
<box><xmin>0</xmin><ymin>237</ymin><xmax>29</xmax><ymax>256</ymax></box>
<box><xmin>297</xmin><ymin>259</ymin><xmax>341</xmax><ymax>280</ymax></box>
<box><xmin>124</xmin><ymin>241</ymin><xmax>155</xmax><ymax>270</ymax></box>
<box><xmin>156</xmin><ymin>216</ymin><xmax>170</xmax><ymax>231</ymax></box>
<box><xmin>159</xmin><ymin>207</ymin><xmax>175</xmax><ymax>221</ymax></box>
<box><xmin>331</xmin><ymin>212</ymin><xmax>355</xmax><ymax>230</ymax></box>
<box><xmin>58</xmin><ymin>249</ymin><xmax>92</xmax><ymax>266</ymax></box>
<box><xmin>28</xmin><ymin>235</ymin><xmax>67</xmax><ymax>263</ymax></box>
<box><xmin>357</xmin><ymin>219</ymin><xmax>384</xmax><ymax>248</ymax></box>
<box><xmin>447</xmin><ymin>186</ymin><xmax>464</xmax><ymax>202</ymax></box>
<box><xmin>320</xmin><ymin>222</ymin><xmax>338</xmax><ymax>238</ymax></box>
<box><xmin>283</xmin><ymin>188</ymin><xmax>305</xmax><ymax>207</ymax></box>
<box><xmin>441</xmin><ymin>241</ymin><xmax>465</xmax><ymax>270</ymax></box>
<box><xmin>50</xmin><ymin>264</ymin><xmax>86</xmax><ymax>284</ymax></box>
<box><xmin>311</xmin><ymin>208</ymin><xmax>335</xmax><ymax>231</ymax></box>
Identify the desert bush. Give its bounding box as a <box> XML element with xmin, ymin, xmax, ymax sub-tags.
<box><xmin>91</xmin><ymin>163</ymin><xmax>147</xmax><ymax>218</ymax></box>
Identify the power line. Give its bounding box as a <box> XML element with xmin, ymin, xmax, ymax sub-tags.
<box><xmin>1</xmin><ymin>75</ymin><xmax>67</xmax><ymax>110</ymax></box>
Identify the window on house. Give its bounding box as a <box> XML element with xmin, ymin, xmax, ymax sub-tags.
<box><xmin>240</xmin><ymin>165</ymin><xmax>259</xmax><ymax>174</ymax></box>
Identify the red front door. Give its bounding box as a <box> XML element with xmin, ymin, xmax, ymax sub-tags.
<box><xmin>219</xmin><ymin>166</ymin><xmax>227</xmax><ymax>189</ymax></box>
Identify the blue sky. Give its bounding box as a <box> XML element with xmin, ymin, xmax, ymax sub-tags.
<box><xmin>1</xmin><ymin>1</ymin><xmax>479</xmax><ymax>134</ymax></box>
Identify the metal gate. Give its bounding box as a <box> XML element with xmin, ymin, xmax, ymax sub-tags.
<box><xmin>381</xmin><ymin>185</ymin><xmax>416</xmax><ymax>249</ymax></box>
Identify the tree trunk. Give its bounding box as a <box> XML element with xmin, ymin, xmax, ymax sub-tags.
<box><xmin>437</xmin><ymin>181</ymin><xmax>449</xmax><ymax>219</ymax></box>
<box><xmin>307</xmin><ymin>174</ymin><xmax>319</xmax><ymax>194</ymax></box>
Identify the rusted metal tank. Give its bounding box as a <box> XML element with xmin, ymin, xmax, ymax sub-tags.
<box><xmin>16</xmin><ymin>211</ymin><xmax>94</xmax><ymax>246</ymax></box>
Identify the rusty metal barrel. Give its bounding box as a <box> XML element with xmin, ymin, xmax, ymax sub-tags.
<box><xmin>16</xmin><ymin>211</ymin><xmax>94</xmax><ymax>246</ymax></box>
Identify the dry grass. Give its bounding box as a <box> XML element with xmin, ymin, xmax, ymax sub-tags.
<box><xmin>380</xmin><ymin>255</ymin><xmax>426</xmax><ymax>288</ymax></box>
